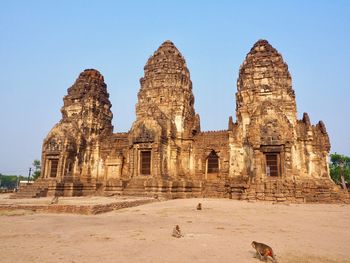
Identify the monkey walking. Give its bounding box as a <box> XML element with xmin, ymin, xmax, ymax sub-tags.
<box><xmin>172</xmin><ymin>225</ymin><xmax>183</xmax><ymax>238</ymax></box>
<box><xmin>50</xmin><ymin>196</ymin><xmax>59</xmax><ymax>205</ymax></box>
<box><xmin>251</xmin><ymin>241</ymin><xmax>278</xmax><ymax>263</ymax></box>
<box><xmin>196</xmin><ymin>203</ymin><xmax>202</xmax><ymax>210</ymax></box>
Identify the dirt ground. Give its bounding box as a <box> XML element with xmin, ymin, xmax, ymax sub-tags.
<box><xmin>1</xmin><ymin>197</ymin><xmax>350</xmax><ymax>263</ymax></box>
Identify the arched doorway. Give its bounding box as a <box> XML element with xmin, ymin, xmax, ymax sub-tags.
<box><xmin>206</xmin><ymin>150</ymin><xmax>219</xmax><ymax>180</ymax></box>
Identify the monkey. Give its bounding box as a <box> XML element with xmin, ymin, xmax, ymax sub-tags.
<box><xmin>196</xmin><ymin>203</ymin><xmax>202</xmax><ymax>210</ymax></box>
<box><xmin>251</xmin><ymin>241</ymin><xmax>277</xmax><ymax>262</ymax></box>
<box><xmin>50</xmin><ymin>196</ymin><xmax>59</xmax><ymax>205</ymax></box>
<box><xmin>172</xmin><ymin>225</ymin><xmax>183</xmax><ymax>238</ymax></box>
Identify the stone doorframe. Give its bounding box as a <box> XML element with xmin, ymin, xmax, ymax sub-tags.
<box><xmin>204</xmin><ymin>149</ymin><xmax>221</xmax><ymax>180</ymax></box>
<box><xmin>139</xmin><ymin>150</ymin><xmax>152</xmax><ymax>176</ymax></box>
<box><xmin>130</xmin><ymin>142</ymin><xmax>154</xmax><ymax>178</ymax></box>
<box><xmin>43</xmin><ymin>155</ymin><xmax>60</xmax><ymax>179</ymax></box>
<box><xmin>260</xmin><ymin>145</ymin><xmax>285</xmax><ymax>179</ymax></box>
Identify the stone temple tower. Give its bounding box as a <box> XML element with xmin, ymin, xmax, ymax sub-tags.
<box><xmin>135</xmin><ymin>40</ymin><xmax>199</xmax><ymax>138</ymax></box>
<box><xmin>129</xmin><ymin>40</ymin><xmax>200</xmax><ymax>179</ymax></box>
<box><xmin>16</xmin><ymin>39</ymin><xmax>347</xmax><ymax>202</ymax></box>
<box><xmin>234</xmin><ymin>40</ymin><xmax>330</xmax><ymax>182</ymax></box>
<box><xmin>61</xmin><ymin>69</ymin><xmax>113</xmax><ymax>139</ymax></box>
<box><xmin>236</xmin><ymin>40</ymin><xmax>297</xmax><ymax>133</ymax></box>
<box><xmin>41</xmin><ymin>69</ymin><xmax>113</xmax><ymax>192</ymax></box>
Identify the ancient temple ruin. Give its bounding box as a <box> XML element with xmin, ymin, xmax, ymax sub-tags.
<box><xmin>16</xmin><ymin>40</ymin><xmax>348</xmax><ymax>202</ymax></box>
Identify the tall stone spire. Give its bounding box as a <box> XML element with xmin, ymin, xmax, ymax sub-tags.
<box><xmin>236</xmin><ymin>40</ymin><xmax>297</xmax><ymax>125</ymax></box>
<box><xmin>135</xmin><ymin>40</ymin><xmax>199</xmax><ymax>137</ymax></box>
<box><xmin>61</xmin><ymin>69</ymin><xmax>113</xmax><ymax>139</ymax></box>
<box><xmin>237</xmin><ymin>40</ymin><xmax>293</xmax><ymax>93</ymax></box>
<box><xmin>142</xmin><ymin>40</ymin><xmax>189</xmax><ymax>83</ymax></box>
<box><xmin>41</xmin><ymin>69</ymin><xmax>113</xmax><ymax>183</ymax></box>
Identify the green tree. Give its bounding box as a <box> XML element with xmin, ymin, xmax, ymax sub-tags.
<box><xmin>0</xmin><ymin>175</ymin><xmax>26</xmax><ymax>189</ymax></box>
<box><xmin>330</xmin><ymin>153</ymin><xmax>350</xmax><ymax>189</ymax></box>
<box><xmin>32</xmin><ymin>159</ymin><xmax>41</xmax><ymax>181</ymax></box>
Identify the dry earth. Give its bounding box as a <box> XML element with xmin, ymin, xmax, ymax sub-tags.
<box><xmin>1</xmin><ymin>197</ymin><xmax>350</xmax><ymax>263</ymax></box>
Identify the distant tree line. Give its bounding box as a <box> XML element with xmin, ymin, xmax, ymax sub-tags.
<box><xmin>0</xmin><ymin>159</ymin><xmax>41</xmax><ymax>189</ymax></box>
<box><xmin>0</xmin><ymin>174</ymin><xmax>27</xmax><ymax>189</ymax></box>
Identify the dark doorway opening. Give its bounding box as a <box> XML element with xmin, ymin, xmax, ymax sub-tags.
<box><xmin>50</xmin><ymin>159</ymin><xmax>59</xmax><ymax>178</ymax></box>
<box><xmin>207</xmin><ymin>150</ymin><xmax>219</xmax><ymax>174</ymax></box>
<box><xmin>140</xmin><ymin>151</ymin><xmax>151</xmax><ymax>175</ymax></box>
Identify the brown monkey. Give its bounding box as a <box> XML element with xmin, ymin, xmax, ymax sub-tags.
<box><xmin>50</xmin><ymin>196</ymin><xmax>59</xmax><ymax>205</ymax></box>
<box><xmin>172</xmin><ymin>225</ymin><xmax>183</xmax><ymax>238</ymax></box>
<box><xmin>196</xmin><ymin>203</ymin><xmax>202</xmax><ymax>210</ymax></box>
<box><xmin>251</xmin><ymin>241</ymin><xmax>277</xmax><ymax>262</ymax></box>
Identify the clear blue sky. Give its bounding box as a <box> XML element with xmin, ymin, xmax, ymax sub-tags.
<box><xmin>1</xmin><ymin>0</ymin><xmax>349</xmax><ymax>176</ymax></box>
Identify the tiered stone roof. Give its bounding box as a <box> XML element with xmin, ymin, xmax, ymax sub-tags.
<box><xmin>61</xmin><ymin>69</ymin><xmax>113</xmax><ymax>137</ymax></box>
<box><xmin>136</xmin><ymin>41</ymin><xmax>198</xmax><ymax>137</ymax></box>
<box><xmin>237</xmin><ymin>39</ymin><xmax>293</xmax><ymax>96</ymax></box>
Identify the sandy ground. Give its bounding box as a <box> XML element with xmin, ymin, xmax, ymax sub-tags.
<box><xmin>1</xmin><ymin>197</ymin><xmax>350</xmax><ymax>263</ymax></box>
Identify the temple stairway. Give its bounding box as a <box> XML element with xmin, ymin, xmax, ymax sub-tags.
<box><xmin>11</xmin><ymin>178</ymin><xmax>99</xmax><ymax>198</ymax></box>
<box><xmin>10</xmin><ymin>179</ymin><xmax>51</xmax><ymax>199</ymax></box>
<box><xmin>123</xmin><ymin>178</ymin><xmax>149</xmax><ymax>196</ymax></box>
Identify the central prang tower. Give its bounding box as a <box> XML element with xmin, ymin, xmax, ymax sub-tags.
<box><xmin>129</xmin><ymin>41</ymin><xmax>200</xmax><ymax>179</ymax></box>
<box><xmin>136</xmin><ymin>40</ymin><xmax>199</xmax><ymax>138</ymax></box>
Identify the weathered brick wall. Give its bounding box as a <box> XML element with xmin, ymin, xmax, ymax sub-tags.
<box><xmin>193</xmin><ymin>131</ymin><xmax>230</xmax><ymax>180</ymax></box>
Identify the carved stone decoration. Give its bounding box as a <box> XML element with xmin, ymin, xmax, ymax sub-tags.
<box><xmin>133</xmin><ymin>124</ymin><xmax>155</xmax><ymax>143</ymax></box>
<box><xmin>46</xmin><ymin>137</ymin><xmax>62</xmax><ymax>152</ymax></box>
<box><xmin>135</xmin><ymin>40</ymin><xmax>198</xmax><ymax>138</ymax></box>
<box><xmin>61</xmin><ymin>69</ymin><xmax>113</xmax><ymax>139</ymax></box>
<box><xmin>15</xmin><ymin>40</ymin><xmax>347</xmax><ymax>203</ymax></box>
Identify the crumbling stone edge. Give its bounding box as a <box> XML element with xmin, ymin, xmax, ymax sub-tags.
<box><xmin>0</xmin><ymin>198</ymin><xmax>158</xmax><ymax>215</ymax></box>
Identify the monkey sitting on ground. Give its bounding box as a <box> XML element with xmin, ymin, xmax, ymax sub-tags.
<box><xmin>172</xmin><ymin>225</ymin><xmax>183</xmax><ymax>238</ymax></box>
<box><xmin>196</xmin><ymin>203</ymin><xmax>202</xmax><ymax>210</ymax></box>
<box><xmin>251</xmin><ymin>241</ymin><xmax>277</xmax><ymax>262</ymax></box>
